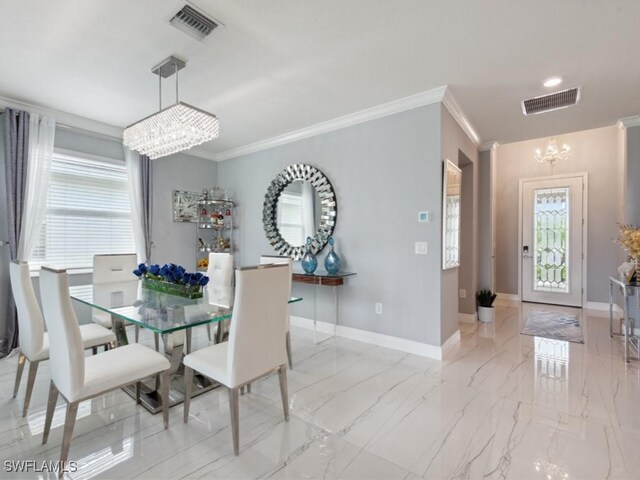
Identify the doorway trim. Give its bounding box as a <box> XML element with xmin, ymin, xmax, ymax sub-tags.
<box><xmin>517</xmin><ymin>172</ymin><xmax>589</xmax><ymax>307</ymax></box>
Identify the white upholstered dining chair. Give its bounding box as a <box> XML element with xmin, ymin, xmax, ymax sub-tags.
<box><xmin>92</xmin><ymin>254</ymin><xmax>148</xmax><ymax>345</ymax></box>
<box><xmin>183</xmin><ymin>264</ymin><xmax>290</xmax><ymax>455</ymax></box>
<box><xmin>205</xmin><ymin>252</ymin><xmax>234</xmax><ymax>342</ymax></box>
<box><xmin>39</xmin><ymin>266</ymin><xmax>171</xmax><ymax>473</ymax></box>
<box><xmin>260</xmin><ymin>255</ymin><xmax>293</xmax><ymax>368</ymax></box>
<box><xmin>9</xmin><ymin>261</ymin><xmax>115</xmax><ymax>417</ymax></box>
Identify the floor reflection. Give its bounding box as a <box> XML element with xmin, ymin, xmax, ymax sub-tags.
<box><xmin>534</xmin><ymin>337</ymin><xmax>569</xmax><ymax>412</ymax></box>
<box><xmin>71</xmin><ymin>437</ymin><xmax>134</xmax><ymax>480</ymax></box>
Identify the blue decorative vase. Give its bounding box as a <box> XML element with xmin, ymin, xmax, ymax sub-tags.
<box><xmin>324</xmin><ymin>236</ymin><xmax>341</xmax><ymax>274</ymax></box>
<box><xmin>301</xmin><ymin>237</ymin><xmax>318</xmax><ymax>274</ymax></box>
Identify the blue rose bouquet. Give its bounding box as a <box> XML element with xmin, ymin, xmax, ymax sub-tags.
<box><xmin>133</xmin><ymin>263</ymin><xmax>209</xmax><ymax>298</ymax></box>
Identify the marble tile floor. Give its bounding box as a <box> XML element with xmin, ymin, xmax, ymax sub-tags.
<box><xmin>1</xmin><ymin>302</ymin><xmax>639</xmax><ymax>479</ymax></box>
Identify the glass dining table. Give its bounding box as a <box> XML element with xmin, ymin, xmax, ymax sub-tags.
<box><xmin>70</xmin><ymin>281</ymin><xmax>302</xmax><ymax>414</ymax></box>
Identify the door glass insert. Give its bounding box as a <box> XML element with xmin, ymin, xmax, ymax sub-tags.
<box><xmin>533</xmin><ymin>187</ymin><xmax>569</xmax><ymax>293</ymax></box>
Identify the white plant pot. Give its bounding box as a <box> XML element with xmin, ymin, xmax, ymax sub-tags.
<box><xmin>478</xmin><ymin>306</ymin><xmax>495</xmax><ymax>323</ymax></box>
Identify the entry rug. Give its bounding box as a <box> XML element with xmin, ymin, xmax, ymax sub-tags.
<box><xmin>521</xmin><ymin>310</ymin><xmax>584</xmax><ymax>344</ymax></box>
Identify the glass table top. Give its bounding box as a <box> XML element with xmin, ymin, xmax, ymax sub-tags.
<box><xmin>70</xmin><ymin>281</ymin><xmax>302</xmax><ymax>335</ymax></box>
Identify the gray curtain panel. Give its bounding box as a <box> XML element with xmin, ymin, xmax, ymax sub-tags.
<box><xmin>141</xmin><ymin>154</ymin><xmax>153</xmax><ymax>262</ymax></box>
<box><xmin>1</xmin><ymin>108</ymin><xmax>30</xmax><ymax>357</ymax></box>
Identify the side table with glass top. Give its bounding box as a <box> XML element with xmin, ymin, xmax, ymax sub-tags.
<box><xmin>292</xmin><ymin>269</ymin><xmax>356</xmax><ymax>344</ymax></box>
<box><xmin>609</xmin><ymin>276</ymin><xmax>640</xmax><ymax>363</ymax></box>
<box><xmin>70</xmin><ymin>281</ymin><xmax>302</xmax><ymax>413</ymax></box>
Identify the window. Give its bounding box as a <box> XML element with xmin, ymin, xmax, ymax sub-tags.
<box><xmin>30</xmin><ymin>150</ymin><xmax>136</xmax><ymax>271</ymax></box>
<box><xmin>277</xmin><ymin>192</ymin><xmax>304</xmax><ymax>246</ymax></box>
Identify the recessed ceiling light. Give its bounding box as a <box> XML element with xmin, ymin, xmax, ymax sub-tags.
<box><xmin>543</xmin><ymin>77</ymin><xmax>563</xmax><ymax>88</ymax></box>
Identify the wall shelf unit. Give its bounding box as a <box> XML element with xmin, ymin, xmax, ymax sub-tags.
<box><xmin>196</xmin><ymin>196</ymin><xmax>236</xmax><ymax>271</ymax></box>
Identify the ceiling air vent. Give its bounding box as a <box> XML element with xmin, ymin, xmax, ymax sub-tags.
<box><xmin>169</xmin><ymin>4</ymin><xmax>219</xmax><ymax>41</ymax></box>
<box><xmin>521</xmin><ymin>87</ymin><xmax>581</xmax><ymax>116</ymax></box>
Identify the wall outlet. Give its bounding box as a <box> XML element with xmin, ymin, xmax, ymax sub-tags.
<box><xmin>415</xmin><ymin>242</ymin><xmax>428</xmax><ymax>255</ymax></box>
<box><xmin>459</xmin><ymin>289</ymin><xmax>467</xmax><ymax>299</ymax></box>
<box><xmin>375</xmin><ymin>303</ymin><xmax>383</xmax><ymax>315</ymax></box>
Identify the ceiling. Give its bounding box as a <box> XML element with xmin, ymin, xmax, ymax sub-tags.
<box><xmin>1</xmin><ymin>0</ymin><xmax>639</xmax><ymax>158</ymax></box>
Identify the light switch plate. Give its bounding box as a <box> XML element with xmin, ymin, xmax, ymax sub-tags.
<box><xmin>415</xmin><ymin>242</ymin><xmax>428</xmax><ymax>254</ymax></box>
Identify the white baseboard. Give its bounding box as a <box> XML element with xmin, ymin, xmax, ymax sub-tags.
<box><xmin>496</xmin><ymin>292</ymin><xmax>520</xmax><ymax>302</ymax></box>
<box><xmin>290</xmin><ymin>316</ymin><xmax>451</xmax><ymax>360</ymax></box>
<box><xmin>586</xmin><ymin>301</ymin><xmax>622</xmax><ymax>315</ymax></box>
<box><xmin>458</xmin><ymin>312</ymin><xmax>477</xmax><ymax>324</ymax></box>
<box><xmin>441</xmin><ymin>329</ymin><xmax>461</xmax><ymax>359</ymax></box>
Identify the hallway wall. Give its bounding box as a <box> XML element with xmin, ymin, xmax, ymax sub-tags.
<box><xmin>494</xmin><ymin>125</ymin><xmax>619</xmax><ymax>304</ymax></box>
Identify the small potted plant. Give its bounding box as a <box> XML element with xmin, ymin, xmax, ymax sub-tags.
<box><xmin>476</xmin><ymin>289</ymin><xmax>497</xmax><ymax>323</ymax></box>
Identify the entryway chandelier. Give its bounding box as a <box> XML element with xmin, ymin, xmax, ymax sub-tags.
<box><xmin>534</xmin><ymin>138</ymin><xmax>570</xmax><ymax>172</ymax></box>
<box><xmin>123</xmin><ymin>56</ymin><xmax>219</xmax><ymax>160</ymax></box>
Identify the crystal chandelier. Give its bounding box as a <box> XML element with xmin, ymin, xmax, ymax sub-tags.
<box><xmin>123</xmin><ymin>56</ymin><xmax>219</xmax><ymax>160</ymax></box>
<box><xmin>534</xmin><ymin>138</ymin><xmax>570</xmax><ymax>172</ymax></box>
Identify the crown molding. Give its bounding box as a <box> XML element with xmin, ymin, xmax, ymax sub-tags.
<box><xmin>215</xmin><ymin>86</ymin><xmax>448</xmax><ymax>161</ymax></box>
<box><xmin>0</xmin><ymin>94</ymin><xmax>124</xmax><ymax>139</ymax></box>
<box><xmin>618</xmin><ymin>115</ymin><xmax>640</xmax><ymax>129</ymax></box>
<box><xmin>480</xmin><ymin>141</ymin><xmax>498</xmax><ymax>151</ymax></box>
<box><xmin>441</xmin><ymin>89</ymin><xmax>481</xmax><ymax>147</ymax></box>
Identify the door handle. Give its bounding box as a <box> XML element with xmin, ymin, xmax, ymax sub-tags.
<box><xmin>522</xmin><ymin>254</ymin><xmax>531</xmax><ymax>259</ymax></box>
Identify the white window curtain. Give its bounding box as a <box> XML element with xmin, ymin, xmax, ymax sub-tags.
<box><xmin>17</xmin><ymin>113</ymin><xmax>55</xmax><ymax>261</ymax></box>
<box><xmin>124</xmin><ymin>147</ymin><xmax>146</xmax><ymax>263</ymax></box>
<box><xmin>301</xmin><ymin>182</ymin><xmax>315</xmax><ymax>241</ymax></box>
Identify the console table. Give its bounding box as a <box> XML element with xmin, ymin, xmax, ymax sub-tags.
<box><xmin>609</xmin><ymin>276</ymin><xmax>640</xmax><ymax>363</ymax></box>
<box><xmin>292</xmin><ymin>269</ymin><xmax>356</xmax><ymax>343</ymax></box>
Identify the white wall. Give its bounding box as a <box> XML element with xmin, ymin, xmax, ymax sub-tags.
<box><xmin>494</xmin><ymin>125</ymin><xmax>619</xmax><ymax>303</ymax></box>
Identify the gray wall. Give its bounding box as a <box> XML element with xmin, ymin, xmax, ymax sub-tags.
<box><xmin>151</xmin><ymin>154</ymin><xmax>218</xmax><ymax>271</ymax></box>
<box><xmin>218</xmin><ymin>104</ymin><xmax>444</xmax><ymax>346</ymax></box>
<box><xmin>477</xmin><ymin>149</ymin><xmax>493</xmax><ymax>291</ymax></box>
<box><xmin>458</xmin><ymin>154</ymin><xmax>474</xmax><ymax>316</ymax></box>
<box><xmin>625</xmin><ymin>125</ymin><xmax>640</xmax><ymax>225</ymax></box>
<box><xmin>440</xmin><ymin>106</ymin><xmax>478</xmax><ymax>341</ymax></box>
<box><xmin>495</xmin><ymin>125</ymin><xmax>619</xmax><ymax>303</ymax></box>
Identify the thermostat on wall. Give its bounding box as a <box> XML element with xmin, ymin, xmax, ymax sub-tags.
<box><xmin>418</xmin><ymin>211</ymin><xmax>430</xmax><ymax>223</ymax></box>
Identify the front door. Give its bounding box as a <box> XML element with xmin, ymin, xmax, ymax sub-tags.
<box><xmin>521</xmin><ymin>175</ymin><xmax>584</xmax><ymax>307</ymax></box>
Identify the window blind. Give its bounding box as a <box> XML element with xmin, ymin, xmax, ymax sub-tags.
<box><xmin>278</xmin><ymin>192</ymin><xmax>304</xmax><ymax>246</ymax></box>
<box><xmin>30</xmin><ymin>152</ymin><xmax>136</xmax><ymax>271</ymax></box>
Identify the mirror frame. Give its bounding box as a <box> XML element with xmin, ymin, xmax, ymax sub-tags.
<box><xmin>442</xmin><ymin>159</ymin><xmax>462</xmax><ymax>270</ymax></box>
<box><xmin>263</xmin><ymin>164</ymin><xmax>337</xmax><ymax>260</ymax></box>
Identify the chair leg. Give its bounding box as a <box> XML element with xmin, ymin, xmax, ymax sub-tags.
<box><xmin>183</xmin><ymin>367</ymin><xmax>193</xmax><ymax>423</ymax></box>
<box><xmin>13</xmin><ymin>352</ymin><xmax>26</xmax><ymax>398</ymax></box>
<box><xmin>60</xmin><ymin>401</ymin><xmax>79</xmax><ymax>473</ymax></box>
<box><xmin>246</xmin><ymin>383</ymin><xmax>251</xmax><ymax>394</ymax></box>
<box><xmin>23</xmin><ymin>360</ymin><xmax>39</xmax><ymax>417</ymax></box>
<box><xmin>154</xmin><ymin>333</ymin><xmax>160</xmax><ymax>352</ymax></box>
<box><xmin>135</xmin><ymin>325</ymin><xmax>140</xmax><ymax>343</ymax></box>
<box><xmin>135</xmin><ymin>382</ymin><xmax>141</xmax><ymax>405</ymax></box>
<box><xmin>229</xmin><ymin>387</ymin><xmax>240</xmax><ymax>455</ymax></box>
<box><xmin>206</xmin><ymin>324</ymin><xmax>212</xmax><ymax>342</ymax></box>
<box><xmin>161</xmin><ymin>370</ymin><xmax>170</xmax><ymax>429</ymax></box>
<box><xmin>43</xmin><ymin>381</ymin><xmax>59</xmax><ymax>444</ymax></box>
<box><xmin>286</xmin><ymin>331</ymin><xmax>293</xmax><ymax>369</ymax></box>
<box><xmin>92</xmin><ymin>346</ymin><xmax>98</xmax><ymax>355</ymax></box>
<box><xmin>278</xmin><ymin>365</ymin><xmax>289</xmax><ymax>421</ymax></box>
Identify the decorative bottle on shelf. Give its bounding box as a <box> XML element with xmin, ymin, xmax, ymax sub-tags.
<box><xmin>301</xmin><ymin>237</ymin><xmax>318</xmax><ymax>274</ymax></box>
<box><xmin>324</xmin><ymin>236</ymin><xmax>341</xmax><ymax>275</ymax></box>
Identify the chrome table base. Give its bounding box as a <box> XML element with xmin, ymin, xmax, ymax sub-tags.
<box><xmin>112</xmin><ymin>316</ymin><xmax>221</xmax><ymax>414</ymax></box>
